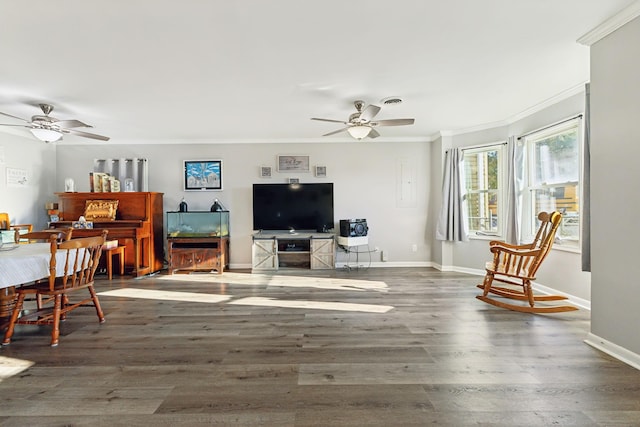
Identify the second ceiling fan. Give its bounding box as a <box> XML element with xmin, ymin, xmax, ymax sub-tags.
<box><xmin>311</xmin><ymin>100</ymin><xmax>415</xmax><ymax>140</ymax></box>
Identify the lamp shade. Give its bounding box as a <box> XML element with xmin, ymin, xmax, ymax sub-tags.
<box><xmin>347</xmin><ymin>125</ymin><xmax>372</xmax><ymax>140</ymax></box>
<box><xmin>30</xmin><ymin>128</ymin><xmax>63</xmax><ymax>142</ymax></box>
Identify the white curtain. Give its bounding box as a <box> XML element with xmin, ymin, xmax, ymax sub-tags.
<box><xmin>581</xmin><ymin>83</ymin><xmax>591</xmax><ymax>271</ymax></box>
<box><xmin>436</xmin><ymin>148</ymin><xmax>468</xmax><ymax>242</ymax></box>
<box><xmin>504</xmin><ymin>136</ymin><xmax>525</xmax><ymax>244</ymax></box>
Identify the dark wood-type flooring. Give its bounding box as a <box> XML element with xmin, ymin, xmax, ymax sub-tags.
<box><xmin>1</xmin><ymin>267</ymin><xmax>639</xmax><ymax>426</ymax></box>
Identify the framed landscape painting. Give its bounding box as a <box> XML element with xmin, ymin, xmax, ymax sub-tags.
<box><xmin>184</xmin><ymin>160</ymin><xmax>223</xmax><ymax>191</ymax></box>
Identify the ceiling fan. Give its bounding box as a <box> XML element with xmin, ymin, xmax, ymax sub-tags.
<box><xmin>0</xmin><ymin>103</ymin><xmax>110</xmax><ymax>142</ymax></box>
<box><xmin>311</xmin><ymin>100</ymin><xmax>415</xmax><ymax>140</ymax></box>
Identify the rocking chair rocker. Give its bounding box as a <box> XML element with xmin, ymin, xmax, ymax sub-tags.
<box><xmin>476</xmin><ymin>211</ymin><xmax>578</xmax><ymax>313</ymax></box>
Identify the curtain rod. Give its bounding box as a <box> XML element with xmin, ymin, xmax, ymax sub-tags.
<box><xmin>460</xmin><ymin>141</ymin><xmax>507</xmax><ymax>152</ymax></box>
<box><xmin>517</xmin><ymin>114</ymin><xmax>583</xmax><ymax>140</ymax></box>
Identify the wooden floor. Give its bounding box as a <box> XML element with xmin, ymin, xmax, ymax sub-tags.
<box><xmin>1</xmin><ymin>267</ymin><xmax>639</xmax><ymax>426</ymax></box>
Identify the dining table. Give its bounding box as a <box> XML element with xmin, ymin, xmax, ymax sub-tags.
<box><xmin>0</xmin><ymin>242</ymin><xmax>85</xmax><ymax>322</ymax></box>
<box><xmin>0</xmin><ymin>242</ymin><xmax>60</xmax><ymax>290</ymax></box>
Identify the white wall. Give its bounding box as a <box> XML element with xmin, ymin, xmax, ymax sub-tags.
<box><xmin>590</xmin><ymin>16</ymin><xmax>640</xmax><ymax>355</ymax></box>
<box><xmin>0</xmin><ymin>133</ymin><xmax>57</xmax><ymax>228</ymax></box>
<box><xmin>54</xmin><ymin>140</ymin><xmax>431</xmax><ymax>268</ymax></box>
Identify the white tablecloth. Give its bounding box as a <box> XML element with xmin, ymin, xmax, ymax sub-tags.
<box><xmin>0</xmin><ymin>243</ymin><xmax>84</xmax><ymax>290</ymax></box>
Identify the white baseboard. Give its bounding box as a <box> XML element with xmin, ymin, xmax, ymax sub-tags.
<box><xmin>532</xmin><ymin>282</ymin><xmax>591</xmax><ymax>310</ymax></box>
<box><xmin>230</xmin><ymin>263</ymin><xmax>253</xmax><ymax>270</ymax></box>
<box><xmin>336</xmin><ymin>261</ymin><xmax>432</xmax><ymax>269</ymax></box>
<box><xmin>234</xmin><ymin>261</ymin><xmax>433</xmax><ymax>271</ymax></box>
<box><xmin>585</xmin><ymin>333</ymin><xmax>640</xmax><ymax>371</ymax></box>
<box><xmin>452</xmin><ymin>266</ymin><xmax>485</xmax><ymax>276</ymax></box>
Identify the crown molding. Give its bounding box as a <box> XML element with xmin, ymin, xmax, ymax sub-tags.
<box><xmin>578</xmin><ymin>1</ymin><xmax>640</xmax><ymax>46</ymax></box>
<box><xmin>441</xmin><ymin>83</ymin><xmax>586</xmax><ymax>138</ymax></box>
<box><xmin>56</xmin><ymin>136</ymin><xmax>433</xmax><ymax>145</ymax></box>
<box><xmin>505</xmin><ymin>83</ymin><xmax>586</xmax><ymax>124</ymax></box>
<box><xmin>444</xmin><ymin>119</ymin><xmax>509</xmax><ymax>137</ymax></box>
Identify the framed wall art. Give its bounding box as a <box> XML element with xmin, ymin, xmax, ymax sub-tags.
<box><xmin>6</xmin><ymin>167</ymin><xmax>28</xmax><ymax>187</ymax></box>
<box><xmin>260</xmin><ymin>165</ymin><xmax>272</xmax><ymax>178</ymax></box>
<box><xmin>277</xmin><ymin>155</ymin><xmax>310</xmax><ymax>172</ymax></box>
<box><xmin>315</xmin><ymin>165</ymin><xmax>327</xmax><ymax>178</ymax></box>
<box><xmin>184</xmin><ymin>160</ymin><xmax>223</xmax><ymax>191</ymax></box>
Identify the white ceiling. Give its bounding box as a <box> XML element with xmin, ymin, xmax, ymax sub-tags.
<box><xmin>0</xmin><ymin>0</ymin><xmax>636</xmax><ymax>144</ymax></box>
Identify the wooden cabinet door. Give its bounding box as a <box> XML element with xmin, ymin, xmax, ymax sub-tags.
<box><xmin>252</xmin><ymin>239</ymin><xmax>277</xmax><ymax>270</ymax></box>
<box><xmin>172</xmin><ymin>250</ymin><xmax>195</xmax><ymax>270</ymax></box>
<box><xmin>311</xmin><ymin>238</ymin><xmax>335</xmax><ymax>270</ymax></box>
<box><xmin>195</xmin><ymin>249</ymin><xmax>218</xmax><ymax>270</ymax></box>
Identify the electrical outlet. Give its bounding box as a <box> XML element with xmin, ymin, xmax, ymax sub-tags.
<box><xmin>412</xmin><ymin>244</ymin><xmax>418</xmax><ymax>252</ymax></box>
<box><xmin>381</xmin><ymin>250</ymin><xmax>388</xmax><ymax>261</ymax></box>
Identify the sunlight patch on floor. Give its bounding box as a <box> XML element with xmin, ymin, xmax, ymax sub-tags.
<box><xmin>228</xmin><ymin>297</ymin><xmax>393</xmax><ymax>313</ymax></box>
<box><xmin>99</xmin><ymin>288</ymin><xmax>232</xmax><ymax>304</ymax></box>
<box><xmin>98</xmin><ymin>288</ymin><xmax>394</xmax><ymax>313</ymax></box>
<box><xmin>0</xmin><ymin>356</ymin><xmax>34</xmax><ymax>382</ymax></box>
<box><xmin>157</xmin><ymin>272</ymin><xmax>389</xmax><ymax>292</ymax></box>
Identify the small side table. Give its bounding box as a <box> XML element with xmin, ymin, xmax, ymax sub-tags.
<box><xmin>104</xmin><ymin>246</ymin><xmax>125</xmax><ymax>280</ymax></box>
<box><xmin>336</xmin><ymin>236</ymin><xmax>369</xmax><ymax>270</ymax></box>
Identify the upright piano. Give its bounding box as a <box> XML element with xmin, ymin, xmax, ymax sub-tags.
<box><xmin>51</xmin><ymin>192</ymin><xmax>164</xmax><ymax>277</ymax></box>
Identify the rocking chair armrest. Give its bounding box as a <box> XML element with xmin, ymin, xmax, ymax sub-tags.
<box><xmin>489</xmin><ymin>240</ymin><xmax>534</xmax><ymax>251</ymax></box>
<box><xmin>490</xmin><ymin>245</ymin><xmax>541</xmax><ymax>258</ymax></box>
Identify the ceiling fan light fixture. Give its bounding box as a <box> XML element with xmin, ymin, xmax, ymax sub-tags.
<box><xmin>347</xmin><ymin>125</ymin><xmax>371</xmax><ymax>140</ymax></box>
<box><xmin>30</xmin><ymin>128</ymin><xmax>63</xmax><ymax>142</ymax></box>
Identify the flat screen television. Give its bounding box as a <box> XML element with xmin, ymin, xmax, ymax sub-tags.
<box><xmin>252</xmin><ymin>183</ymin><xmax>334</xmax><ymax>232</ymax></box>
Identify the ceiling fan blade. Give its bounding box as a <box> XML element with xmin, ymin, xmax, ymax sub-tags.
<box><xmin>368</xmin><ymin>129</ymin><xmax>380</xmax><ymax>139</ymax></box>
<box><xmin>55</xmin><ymin>119</ymin><xmax>91</xmax><ymax>128</ymax></box>
<box><xmin>359</xmin><ymin>104</ymin><xmax>381</xmax><ymax>122</ymax></box>
<box><xmin>323</xmin><ymin>127</ymin><xmax>349</xmax><ymax>137</ymax></box>
<box><xmin>0</xmin><ymin>123</ymin><xmax>31</xmax><ymax>128</ymax></box>
<box><xmin>63</xmin><ymin>128</ymin><xmax>110</xmax><ymax>141</ymax></box>
<box><xmin>372</xmin><ymin>118</ymin><xmax>415</xmax><ymax>127</ymax></box>
<box><xmin>0</xmin><ymin>111</ymin><xmax>29</xmax><ymax>122</ymax></box>
<box><xmin>311</xmin><ymin>118</ymin><xmax>347</xmax><ymax>124</ymax></box>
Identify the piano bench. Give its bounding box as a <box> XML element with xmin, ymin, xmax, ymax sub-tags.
<box><xmin>104</xmin><ymin>246</ymin><xmax>126</xmax><ymax>280</ymax></box>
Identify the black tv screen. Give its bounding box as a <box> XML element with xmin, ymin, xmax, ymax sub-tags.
<box><xmin>253</xmin><ymin>183</ymin><xmax>334</xmax><ymax>232</ymax></box>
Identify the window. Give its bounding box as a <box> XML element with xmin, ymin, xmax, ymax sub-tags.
<box><xmin>523</xmin><ymin>118</ymin><xmax>581</xmax><ymax>247</ymax></box>
<box><xmin>462</xmin><ymin>143</ymin><xmax>505</xmax><ymax>236</ymax></box>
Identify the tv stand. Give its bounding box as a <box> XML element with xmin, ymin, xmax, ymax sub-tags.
<box><xmin>252</xmin><ymin>232</ymin><xmax>335</xmax><ymax>271</ymax></box>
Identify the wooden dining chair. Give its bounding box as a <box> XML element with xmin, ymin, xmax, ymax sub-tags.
<box><xmin>2</xmin><ymin>230</ymin><xmax>108</xmax><ymax>346</ymax></box>
<box><xmin>14</xmin><ymin>228</ymin><xmax>74</xmax><ymax>309</ymax></box>
<box><xmin>476</xmin><ymin>211</ymin><xmax>578</xmax><ymax>313</ymax></box>
<box><xmin>14</xmin><ymin>228</ymin><xmax>73</xmax><ymax>244</ymax></box>
<box><xmin>1</xmin><ymin>212</ymin><xmax>33</xmax><ymax>242</ymax></box>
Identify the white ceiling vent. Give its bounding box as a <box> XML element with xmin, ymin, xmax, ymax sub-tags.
<box><xmin>381</xmin><ymin>97</ymin><xmax>403</xmax><ymax>106</ymax></box>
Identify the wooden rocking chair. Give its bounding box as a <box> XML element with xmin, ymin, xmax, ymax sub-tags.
<box><xmin>476</xmin><ymin>211</ymin><xmax>578</xmax><ymax>313</ymax></box>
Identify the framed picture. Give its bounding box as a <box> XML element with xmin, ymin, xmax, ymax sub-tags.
<box><xmin>184</xmin><ymin>160</ymin><xmax>223</xmax><ymax>191</ymax></box>
<box><xmin>260</xmin><ymin>166</ymin><xmax>272</xmax><ymax>178</ymax></box>
<box><xmin>277</xmin><ymin>155</ymin><xmax>310</xmax><ymax>172</ymax></box>
<box><xmin>315</xmin><ymin>165</ymin><xmax>327</xmax><ymax>178</ymax></box>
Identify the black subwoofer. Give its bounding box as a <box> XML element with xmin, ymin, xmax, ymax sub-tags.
<box><xmin>339</xmin><ymin>219</ymin><xmax>368</xmax><ymax>237</ymax></box>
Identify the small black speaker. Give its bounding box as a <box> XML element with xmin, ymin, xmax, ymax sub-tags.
<box><xmin>339</xmin><ymin>219</ymin><xmax>368</xmax><ymax>237</ymax></box>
